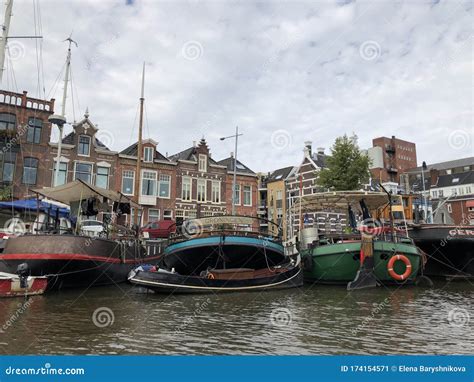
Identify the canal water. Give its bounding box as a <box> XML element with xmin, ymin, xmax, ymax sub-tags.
<box><xmin>0</xmin><ymin>280</ymin><xmax>472</xmax><ymax>355</ymax></box>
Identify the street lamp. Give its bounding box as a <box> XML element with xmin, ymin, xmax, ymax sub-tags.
<box><xmin>420</xmin><ymin>161</ymin><xmax>429</xmax><ymax>223</ymax></box>
<box><xmin>220</xmin><ymin>126</ymin><xmax>243</xmax><ymax>215</ymax></box>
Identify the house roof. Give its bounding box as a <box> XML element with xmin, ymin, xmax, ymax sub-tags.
<box><xmin>217</xmin><ymin>157</ymin><xmax>255</xmax><ymax>175</ymax></box>
<box><xmin>120</xmin><ymin>142</ymin><xmax>169</xmax><ymax>161</ymax></box>
<box><xmin>433</xmin><ymin>171</ymin><xmax>474</xmax><ymax>188</ymax></box>
<box><xmin>168</xmin><ymin>144</ymin><xmax>219</xmax><ymax>165</ymax></box>
<box><xmin>405</xmin><ymin>157</ymin><xmax>474</xmax><ymax>173</ymax></box>
<box><xmin>267</xmin><ymin>166</ymin><xmax>294</xmax><ymax>183</ymax></box>
<box><xmin>61</xmin><ymin>132</ymin><xmax>110</xmax><ymax>151</ymax></box>
<box><xmin>312</xmin><ymin>152</ymin><xmax>327</xmax><ymax>168</ymax></box>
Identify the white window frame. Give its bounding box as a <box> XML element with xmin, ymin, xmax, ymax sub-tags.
<box><xmin>197</xmin><ymin>178</ymin><xmax>207</xmax><ymax>202</ymax></box>
<box><xmin>182</xmin><ymin>176</ymin><xmax>192</xmax><ymax>201</ymax></box>
<box><xmin>163</xmin><ymin>209</ymin><xmax>173</xmax><ymax>220</ymax></box>
<box><xmin>243</xmin><ymin>185</ymin><xmax>252</xmax><ymax>206</ymax></box>
<box><xmin>74</xmin><ymin>161</ymin><xmax>93</xmax><ymax>183</ymax></box>
<box><xmin>143</xmin><ymin>147</ymin><xmax>154</xmax><ymax>163</ymax></box>
<box><xmin>148</xmin><ymin>209</ymin><xmax>160</xmax><ymax>222</ymax></box>
<box><xmin>78</xmin><ymin>135</ymin><xmax>91</xmax><ymax>157</ymax></box>
<box><xmin>211</xmin><ymin>180</ymin><xmax>221</xmax><ymax>203</ymax></box>
<box><xmin>198</xmin><ymin>154</ymin><xmax>207</xmax><ymax>172</ymax></box>
<box><xmin>447</xmin><ymin>204</ymin><xmax>452</xmax><ymax>213</ymax></box>
<box><xmin>158</xmin><ymin>174</ymin><xmax>171</xmax><ymax>199</ymax></box>
<box><xmin>96</xmin><ymin>166</ymin><xmax>110</xmax><ymax>189</ymax></box>
<box><xmin>141</xmin><ymin>170</ymin><xmax>157</xmax><ymax>196</ymax></box>
<box><xmin>234</xmin><ymin>184</ymin><xmax>241</xmax><ymax>205</ymax></box>
<box><xmin>122</xmin><ymin>170</ymin><xmax>135</xmax><ymax>196</ymax></box>
<box><xmin>52</xmin><ymin>162</ymin><xmax>68</xmax><ymax>186</ymax></box>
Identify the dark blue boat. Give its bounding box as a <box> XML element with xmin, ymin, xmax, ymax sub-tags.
<box><xmin>129</xmin><ymin>216</ymin><xmax>303</xmax><ymax>293</ymax></box>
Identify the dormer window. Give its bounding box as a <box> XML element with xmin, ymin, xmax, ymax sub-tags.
<box><xmin>78</xmin><ymin>135</ymin><xmax>91</xmax><ymax>156</ymax></box>
<box><xmin>144</xmin><ymin>147</ymin><xmax>154</xmax><ymax>163</ymax></box>
<box><xmin>198</xmin><ymin>154</ymin><xmax>207</xmax><ymax>172</ymax></box>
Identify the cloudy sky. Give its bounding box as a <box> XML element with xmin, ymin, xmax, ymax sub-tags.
<box><xmin>3</xmin><ymin>0</ymin><xmax>473</xmax><ymax>172</ymax></box>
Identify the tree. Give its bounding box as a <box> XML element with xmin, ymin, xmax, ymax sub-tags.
<box><xmin>317</xmin><ymin>134</ymin><xmax>371</xmax><ymax>191</ymax></box>
<box><xmin>0</xmin><ymin>186</ymin><xmax>12</xmax><ymax>201</ymax></box>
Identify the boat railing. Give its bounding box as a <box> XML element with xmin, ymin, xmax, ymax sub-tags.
<box><xmin>321</xmin><ymin>231</ymin><xmax>414</xmax><ymax>245</ymax></box>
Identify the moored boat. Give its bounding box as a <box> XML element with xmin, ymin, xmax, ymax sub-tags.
<box><xmin>407</xmin><ymin>224</ymin><xmax>474</xmax><ymax>279</ymax></box>
<box><xmin>0</xmin><ymin>265</ymin><xmax>48</xmax><ymax>297</ymax></box>
<box><xmin>0</xmin><ymin>180</ymin><xmax>162</xmax><ymax>290</ymax></box>
<box><xmin>129</xmin><ymin>216</ymin><xmax>303</xmax><ymax>293</ymax></box>
<box><xmin>292</xmin><ymin>191</ymin><xmax>425</xmax><ymax>289</ymax></box>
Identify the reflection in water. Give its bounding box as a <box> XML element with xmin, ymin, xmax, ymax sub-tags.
<box><xmin>0</xmin><ymin>281</ymin><xmax>472</xmax><ymax>355</ymax></box>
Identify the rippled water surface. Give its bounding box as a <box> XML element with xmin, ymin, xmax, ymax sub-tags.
<box><xmin>0</xmin><ymin>280</ymin><xmax>472</xmax><ymax>355</ymax></box>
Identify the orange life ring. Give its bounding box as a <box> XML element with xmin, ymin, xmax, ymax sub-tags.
<box><xmin>387</xmin><ymin>254</ymin><xmax>412</xmax><ymax>281</ymax></box>
<box><xmin>207</xmin><ymin>273</ymin><xmax>215</xmax><ymax>280</ymax></box>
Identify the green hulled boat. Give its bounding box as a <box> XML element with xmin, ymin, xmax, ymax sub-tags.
<box><xmin>301</xmin><ymin>237</ymin><xmax>422</xmax><ymax>285</ymax></box>
<box><xmin>288</xmin><ymin>190</ymin><xmax>425</xmax><ymax>289</ymax></box>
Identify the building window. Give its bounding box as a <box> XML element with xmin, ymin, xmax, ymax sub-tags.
<box><xmin>144</xmin><ymin>147</ymin><xmax>154</xmax><ymax>162</ymax></box>
<box><xmin>130</xmin><ymin>208</ymin><xmax>143</xmax><ymax>227</ymax></box>
<box><xmin>78</xmin><ymin>135</ymin><xmax>91</xmax><ymax>156</ymax></box>
<box><xmin>197</xmin><ymin>179</ymin><xmax>206</xmax><ymax>202</ymax></box>
<box><xmin>234</xmin><ymin>184</ymin><xmax>241</xmax><ymax>205</ymax></box>
<box><xmin>211</xmin><ymin>181</ymin><xmax>220</xmax><ymax>203</ymax></box>
<box><xmin>446</xmin><ymin>169</ymin><xmax>452</xmax><ymax>175</ymax></box>
<box><xmin>53</xmin><ymin>162</ymin><xmax>68</xmax><ymax>186</ymax></box>
<box><xmin>148</xmin><ymin>209</ymin><xmax>160</xmax><ymax>222</ymax></box>
<box><xmin>163</xmin><ymin>210</ymin><xmax>173</xmax><ymax>220</ymax></box>
<box><xmin>447</xmin><ymin>204</ymin><xmax>452</xmax><ymax>213</ymax></box>
<box><xmin>22</xmin><ymin>157</ymin><xmax>38</xmax><ymax>185</ymax></box>
<box><xmin>467</xmin><ymin>186</ymin><xmax>472</xmax><ymax>194</ymax></box>
<box><xmin>181</xmin><ymin>177</ymin><xmax>191</xmax><ymax>201</ymax></box>
<box><xmin>96</xmin><ymin>166</ymin><xmax>109</xmax><ymax>189</ymax></box>
<box><xmin>122</xmin><ymin>170</ymin><xmax>134</xmax><ymax>195</ymax></box>
<box><xmin>141</xmin><ymin>171</ymin><xmax>157</xmax><ymax>196</ymax></box>
<box><xmin>74</xmin><ymin>162</ymin><xmax>93</xmax><ymax>183</ymax></box>
<box><xmin>243</xmin><ymin>185</ymin><xmax>252</xmax><ymax>206</ymax></box>
<box><xmin>158</xmin><ymin>174</ymin><xmax>171</xmax><ymax>198</ymax></box>
<box><xmin>198</xmin><ymin>154</ymin><xmax>207</xmax><ymax>172</ymax></box>
<box><xmin>0</xmin><ymin>152</ymin><xmax>15</xmax><ymax>183</ymax></box>
<box><xmin>439</xmin><ymin>190</ymin><xmax>443</xmax><ymax>197</ymax></box>
<box><xmin>26</xmin><ymin>117</ymin><xmax>42</xmax><ymax>143</ymax></box>
<box><xmin>0</xmin><ymin>113</ymin><xmax>16</xmax><ymax>131</ymax></box>
<box><xmin>432</xmin><ymin>190</ymin><xmax>438</xmax><ymax>198</ymax></box>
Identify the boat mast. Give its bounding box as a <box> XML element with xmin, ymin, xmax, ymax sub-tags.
<box><xmin>134</xmin><ymin>62</ymin><xmax>145</xmax><ymax>226</ymax></box>
<box><xmin>0</xmin><ymin>0</ymin><xmax>13</xmax><ymax>83</ymax></box>
<box><xmin>50</xmin><ymin>37</ymin><xmax>77</xmax><ymax>186</ymax></box>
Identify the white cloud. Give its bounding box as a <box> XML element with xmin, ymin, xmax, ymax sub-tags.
<box><xmin>3</xmin><ymin>0</ymin><xmax>473</xmax><ymax>172</ymax></box>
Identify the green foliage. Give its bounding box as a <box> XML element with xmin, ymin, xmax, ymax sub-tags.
<box><xmin>0</xmin><ymin>186</ymin><xmax>12</xmax><ymax>201</ymax></box>
<box><xmin>317</xmin><ymin>134</ymin><xmax>371</xmax><ymax>191</ymax></box>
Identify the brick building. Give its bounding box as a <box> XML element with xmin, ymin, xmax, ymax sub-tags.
<box><xmin>168</xmin><ymin>138</ymin><xmax>228</xmax><ymax>225</ymax></box>
<box><xmin>217</xmin><ymin>154</ymin><xmax>258</xmax><ymax>217</ymax></box>
<box><xmin>117</xmin><ymin>138</ymin><xmax>176</xmax><ymax>225</ymax></box>
<box><xmin>368</xmin><ymin>136</ymin><xmax>417</xmax><ymax>183</ymax></box>
<box><xmin>0</xmin><ymin>90</ymin><xmax>55</xmax><ymax>199</ymax></box>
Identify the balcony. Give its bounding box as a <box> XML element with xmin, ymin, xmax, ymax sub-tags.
<box><xmin>139</xmin><ymin>195</ymin><xmax>156</xmax><ymax>206</ymax></box>
<box><xmin>0</xmin><ymin>90</ymin><xmax>55</xmax><ymax>112</ymax></box>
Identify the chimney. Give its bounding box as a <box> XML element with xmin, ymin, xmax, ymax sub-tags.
<box><xmin>230</xmin><ymin>151</ymin><xmax>234</xmax><ymax>158</ymax></box>
<box><xmin>430</xmin><ymin>168</ymin><xmax>439</xmax><ymax>187</ymax></box>
<box><xmin>317</xmin><ymin>147</ymin><xmax>325</xmax><ymax>155</ymax></box>
<box><xmin>304</xmin><ymin>141</ymin><xmax>312</xmax><ymax>156</ymax></box>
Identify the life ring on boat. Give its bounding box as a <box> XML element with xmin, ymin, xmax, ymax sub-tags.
<box><xmin>387</xmin><ymin>254</ymin><xmax>412</xmax><ymax>281</ymax></box>
<box><xmin>207</xmin><ymin>273</ymin><xmax>215</xmax><ymax>280</ymax></box>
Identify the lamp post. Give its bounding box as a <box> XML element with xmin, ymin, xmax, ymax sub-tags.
<box><xmin>420</xmin><ymin>161</ymin><xmax>428</xmax><ymax>222</ymax></box>
<box><xmin>220</xmin><ymin>126</ymin><xmax>243</xmax><ymax>215</ymax></box>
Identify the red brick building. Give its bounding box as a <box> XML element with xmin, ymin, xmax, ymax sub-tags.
<box><xmin>117</xmin><ymin>138</ymin><xmax>176</xmax><ymax>225</ymax></box>
<box><xmin>0</xmin><ymin>90</ymin><xmax>55</xmax><ymax>199</ymax></box>
<box><xmin>169</xmin><ymin>138</ymin><xmax>228</xmax><ymax>225</ymax></box>
<box><xmin>217</xmin><ymin>154</ymin><xmax>258</xmax><ymax>217</ymax></box>
<box><xmin>369</xmin><ymin>136</ymin><xmax>417</xmax><ymax>183</ymax></box>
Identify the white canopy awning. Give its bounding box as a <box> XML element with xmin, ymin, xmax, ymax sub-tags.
<box><xmin>31</xmin><ymin>180</ymin><xmax>140</xmax><ymax>208</ymax></box>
